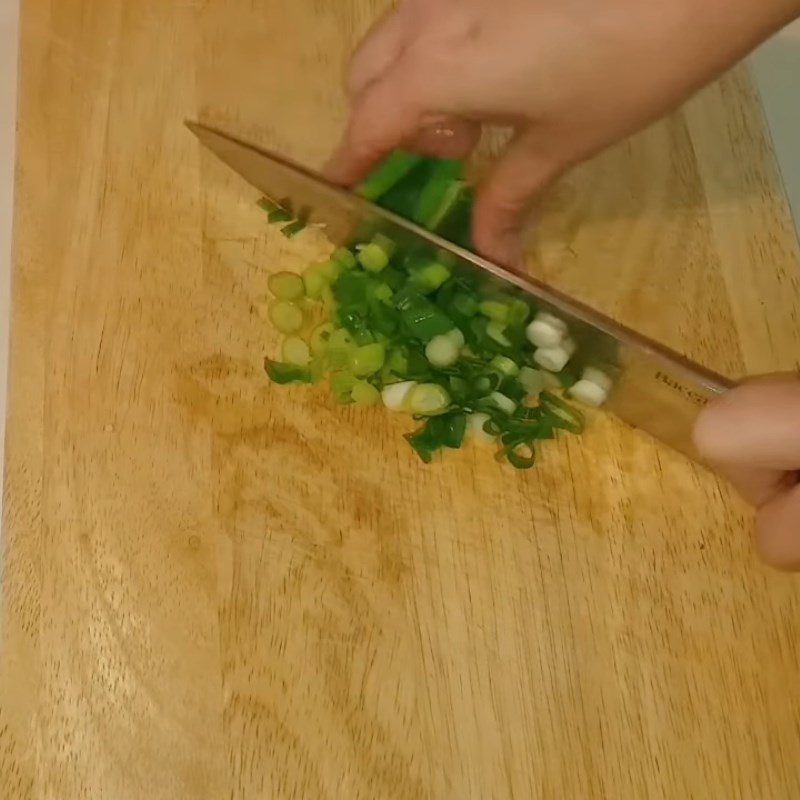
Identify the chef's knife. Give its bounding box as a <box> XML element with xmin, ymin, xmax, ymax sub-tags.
<box><xmin>187</xmin><ymin>120</ymin><xmax>731</xmax><ymax>461</ymax></box>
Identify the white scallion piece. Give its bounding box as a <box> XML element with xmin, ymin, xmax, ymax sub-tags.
<box><xmin>468</xmin><ymin>412</ymin><xmax>496</xmax><ymax>445</ymax></box>
<box><xmin>381</xmin><ymin>380</ymin><xmax>418</xmax><ymax>412</ymax></box>
<box><xmin>581</xmin><ymin>366</ymin><xmax>613</xmax><ymax>394</ymax></box>
<box><xmin>425</xmin><ymin>333</ymin><xmax>461</xmax><ymax>368</ymax></box>
<box><xmin>533</xmin><ymin>338</ymin><xmax>576</xmax><ymax>373</ymax></box>
<box><xmin>540</xmin><ymin>312</ymin><xmax>568</xmax><ymax>333</ymax></box>
<box><xmin>518</xmin><ymin>366</ymin><xmax>545</xmax><ymax>396</ymax></box>
<box><xmin>407</xmin><ymin>383</ymin><xmax>451</xmax><ymax>416</ymax></box>
<box><xmin>526</xmin><ymin>311</ymin><xmax>568</xmax><ymax>348</ymax></box>
<box><xmin>488</xmin><ymin>391</ymin><xmax>517</xmax><ymax>416</ymax></box>
<box><xmin>568</xmin><ymin>379</ymin><xmax>609</xmax><ymax>408</ymax></box>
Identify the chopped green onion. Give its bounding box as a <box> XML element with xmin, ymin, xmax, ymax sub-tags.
<box><xmin>321</xmin><ymin>285</ymin><xmax>336</xmax><ymax>313</ymax></box>
<box><xmin>332</xmin><ymin>247</ymin><xmax>357</xmax><ymax>270</ymax></box>
<box><xmin>282</xmin><ymin>336</ymin><xmax>311</xmax><ymax>366</ymax></box>
<box><xmin>333</xmin><ymin>271</ymin><xmax>370</xmax><ymax>306</ymax></box>
<box><xmin>356</xmin><ymin>238</ymin><xmax>397</xmax><ymax>272</ymax></box>
<box><xmin>265</xmin><ymin>359</ymin><xmax>314</xmax><ymax>385</ymax></box>
<box><xmin>309</xmin><ymin>322</ymin><xmax>335</xmax><ymax>355</ymax></box>
<box><xmin>395</xmin><ymin>289</ymin><xmax>455</xmax><ymax>342</ymax></box>
<box><xmin>328</xmin><ymin>351</ymin><xmax>354</xmax><ymax>371</ymax></box>
<box><xmin>385</xmin><ymin>347</ymin><xmax>410</xmax><ymax>378</ymax></box>
<box><xmin>371</xmin><ymin>233</ymin><xmax>397</xmax><ymax>259</ymax></box>
<box><xmin>472</xmin><ymin>373</ymin><xmax>499</xmax><ymax>396</ymax></box>
<box><xmin>280</xmin><ymin>220</ymin><xmax>306</xmax><ymax>238</ymax></box>
<box><xmin>407</xmin><ymin>383</ymin><xmax>451</xmax><ymax>416</ymax></box>
<box><xmin>540</xmin><ymin>370</ymin><xmax>562</xmax><ymax>390</ymax></box>
<box><xmin>445</xmin><ymin>328</ymin><xmax>466</xmax><ymax>349</ymax></box>
<box><xmin>268</xmin><ymin>271</ymin><xmax>305</xmax><ymax>301</ymax></box>
<box><xmin>357</xmin><ymin>242</ymin><xmax>391</xmax><ymax>273</ymax></box>
<box><xmin>309</xmin><ymin>356</ymin><xmax>327</xmax><ymax>383</ymax></box>
<box><xmin>257</xmin><ymin>197</ymin><xmax>280</xmax><ymax>214</ymax></box>
<box><xmin>352</xmin><ymin>380</ymin><xmax>381</xmax><ymax>406</ymax></box>
<box><xmin>327</xmin><ymin>328</ymin><xmax>356</xmax><ymax>369</ymax></box>
<box><xmin>380</xmin><ymin>266</ymin><xmax>406</xmax><ymax>291</ymax></box>
<box><xmin>539</xmin><ymin>391</ymin><xmax>584</xmax><ymax>434</ymax></box>
<box><xmin>448</xmin><ymin>375</ymin><xmax>470</xmax><ymax>402</ymax></box>
<box><xmin>373</xmin><ymin>282</ymin><xmax>393</xmax><ymax>304</ymax></box>
<box><xmin>453</xmin><ymin>292</ymin><xmax>479</xmax><ymax>318</ymax></box>
<box><xmin>527</xmin><ymin>312</ymin><xmax>568</xmax><ymax>348</ymax></box>
<box><xmin>405</xmin><ymin>409</ymin><xmax>467</xmax><ymax>463</ymax></box>
<box><xmin>269</xmin><ymin>300</ymin><xmax>304</xmax><ymax>334</ymax></box>
<box><xmin>581</xmin><ymin>366</ymin><xmax>614</xmax><ymax>394</ymax></box>
<box><xmin>490</xmin><ymin>355</ymin><xmax>519</xmax><ymax>377</ymax></box>
<box><xmin>508</xmin><ymin>299</ymin><xmax>532</xmax><ymax>327</ymax></box>
<box><xmin>499</xmin><ymin>376</ymin><xmax>527</xmax><ymax>402</ymax></box>
<box><xmin>258</xmin><ymin>152</ymin><xmax>592</xmax><ymax>470</ymax></box>
<box><xmin>504</xmin><ymin>440</ymin><xmax>536</xmax><ymax>470</ymax></box>
<box><xmin>534</xmin><ymin>339</ymin><xmax>576</xmax><ymax>373</ymax></box>
<box><xmin>382</xmin><ymin>380</ymin><xmax>417</xmax><ymax>411</ymax></box>
<box><xmin>479</xmin><ymin>300</ymin><xmax>510</xmax><ymax>323</ymax></box>
<box><xmin>328</xmin><ymin>328</ymin><xmax>355</xmax><ymax>351</ymax></box>
<box><xmin>468</xmin><ymin>412</ymin><xmax>496</xmax><ymax>445</ymax></box>
<box><xmin>405</xmin><ymin>424</ymin><xmax>438</xmax><ymax>464</ymax></box>
<box><xmin>425</xmin><ymin>333</ymin><xmax>461</xmax><ymax>368</ymax></box>
<box><xmin>487</xmin><ymin>391</ymin><xmax>517</xmax><ymax>416</ymax></box>
<box><xmin>518</xmin><ymin>366</ymin><xmax>545</xmax><ymax>396</ymax></box>
<box><xmin>442</xmin><ymin>413</ymin><xmax>467</xmax><ymax>449</ymax></box>
<box><xmin>320</xmin><ymin>258</ymin><xmax>346</xmax><ymax>283</ymax></box>
<box><xmin>330</xmin><ymin>371</ymin><xmax>357</xmax><ymax>403</ymax></box>
<box><xmin>351</xmin><ymin>342</ymin><xmax>386</xmax><ymax>377</ymax></box>
<box><xmin>302</xmin><ymin>263</ymin><xmax>328</xmax><ymax>298</ymax></box>
<box><xmin>409</xmin><ymin>259</ymin><xmax>451</xmax><ymax>293</ymax></box>
<box><xmin>568</xmin><ymin>379</ymin><xmax>609</xmax><ymax>408</ymax></box>
<box><xmin>268</xmin><ymin>207</ymin><xmax>293</xmax><ymax>224</ymax></box>
<box><xmin>486</xmin><ymin>321</ymin><xmax>511</xmax><ymax>347</ymax></box>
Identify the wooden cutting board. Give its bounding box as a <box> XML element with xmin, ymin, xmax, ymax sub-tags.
<box><xmin>2</xmin><ymin>2</ymin><xmax>800</xmax><ymax>798</ymax></box>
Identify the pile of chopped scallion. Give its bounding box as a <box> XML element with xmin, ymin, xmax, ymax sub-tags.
<box><xmin>258</xmin><ymin>152</ymin><xmax>613</xmax><ymax>468</ymax></box>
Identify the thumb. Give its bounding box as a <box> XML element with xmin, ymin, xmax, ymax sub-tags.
<box><xmin>693</xmin><ymin>378</ymin><xmax>800</xmax><ymax>477</ymax></box>
<box><xmin>693</xmin><ymin>376</ymin><xmax>800</xmax><ymax>570</ymax></box>
<box><xmin>472</xmin><ymin>132</ymin><xmax>566</xmax><ymax>266</ymax></box>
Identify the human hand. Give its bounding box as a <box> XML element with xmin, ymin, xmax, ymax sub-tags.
<box><xmin>327</xmin><ymin>0</ymin><xmax>800</xmax><ymax>264</ymax></box>
<box><xmin>694</xmin><ymin>377</ymin><xmax>800</xmax><ymax>570</ymax></box>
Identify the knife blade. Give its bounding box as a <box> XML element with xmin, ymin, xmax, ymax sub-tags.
<box><xmin>187</xmin><ymin>120</ymin><xmax>731</xmax><ymax>461</ymax></box>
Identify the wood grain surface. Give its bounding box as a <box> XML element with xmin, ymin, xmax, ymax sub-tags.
<box><xmin>2</xmin><ymin>1</ymin><xmax>800</xmax><ymax>798</ymax></box>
